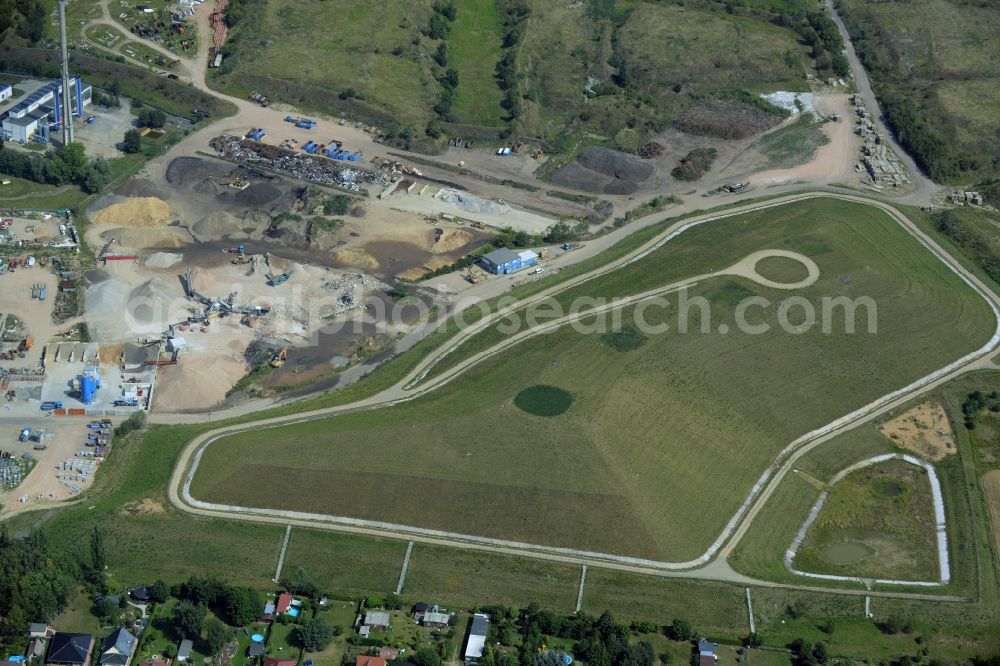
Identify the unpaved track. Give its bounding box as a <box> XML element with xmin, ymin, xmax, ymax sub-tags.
<box><xmin>165</xmin><ymin>193</ymin><xmax>999</xmax><ymax>599</ymax></box>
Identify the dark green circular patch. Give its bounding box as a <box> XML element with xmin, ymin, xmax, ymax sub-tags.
<box><xmin>514</xmin><ymin>385</ymin><xmax>574</xmax><ymax>417</ymax></box>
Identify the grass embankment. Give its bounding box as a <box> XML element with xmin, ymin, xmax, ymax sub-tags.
<box><xmin>189</xmin><ymin>197</ymin><xmax>996</xmax><ymax>563</ymax></box>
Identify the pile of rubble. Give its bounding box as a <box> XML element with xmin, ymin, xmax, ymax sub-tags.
<box><xmin>850</xmin><ymin>95</ymin><xmax>910</xmax><ymax>189</ymax></box>
<box><xmin>210</xmin><ymin>136</ymin><xmax>385</xmax><ymax>193</ymax></box>
<box><xmin>950</xmin><ymin>190</ymin><xmax>984</xmax><ymax>207</ymax></box>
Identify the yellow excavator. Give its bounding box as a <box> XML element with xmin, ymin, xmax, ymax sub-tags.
<box><xmin>270</xmin><ymin>347</ymin><xmax>288</xmax><ymax>368</ymax></box>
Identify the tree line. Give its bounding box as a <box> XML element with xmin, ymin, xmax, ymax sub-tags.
<box><xmin>0</xmin><ymin>141</ymin><xmax>111</xmax><ymax>193</ymax></box>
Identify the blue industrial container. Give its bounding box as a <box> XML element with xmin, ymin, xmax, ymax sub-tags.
<box><xmin>81</xmin><ymin>375</ymin><xmax>97</xmax><ymax>404</ymax></box>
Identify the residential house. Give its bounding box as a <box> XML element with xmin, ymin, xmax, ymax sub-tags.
<box><xmin>411</xmin><ymin>602</ymin><xmax>429</xmax><ymax>619</ymax></box>
<box><xmin>246</xmin><ymin>645</ymin><xmax>264</xmax><ymax>660</ymax></box>
<box><xmin>363</xmin><ymin>611</ymin><xmax>390</xmax><ymax>630</ymax></box>
<box><xmin>175</xmin><ymin>641</ymin><xmax>192</xmax><ymax>664</ymax></box>
<box><xmin>275</xmin><ymin>594</ymin><xmax>293</xmax><ymax>614</ymax></box>
<box><xmin>129</xmin><ymin>588</ymin><xmax>152</xmax><ymax>603</ymax></box>
<box><xmin>463</xmin><ymin>614</ymin><xmax>490</xmax><ymax>664</ymax></box>
<box><xmin>355</xmin><ymin>657</ymin><xmax>386</xmax><ymax>666</ymax></box>
<box><xmin>260</xmin><ymin>602</ymin><xmax>276</xmax><ymax>622</ymax></box>
<box><xmin>28</xmin><ymin>625</ymin><xmax>53</xmax><ymax>639</ymax></box>
<box><xmin>421</xmin><ymin>612</ymin><xmax>450</xmax><ymax>629</ymax></box>
<box><xmin>697</xmin><ymin>638</ymin><xmax>717</xmax><ymax>666</ymax></box>
<box><xmin>98</xmin><ymin>628</ymin><xmax>136</xmax><ymax>666</ymax></box>
<box><xmin>46</xmin><ymin>633</ymin><xmax>94</xmax><ymax>666</ymax></box>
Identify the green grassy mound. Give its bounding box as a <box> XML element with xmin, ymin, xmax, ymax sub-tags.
<box><xmin>514</xmin><ymin>385</ymin><xmax>574</xmax><ymax>416</ymax></box>
<box><xmin>600</xmin><ymin>325</ymin><xmax>648</xmax><ymax>352</ymax></box>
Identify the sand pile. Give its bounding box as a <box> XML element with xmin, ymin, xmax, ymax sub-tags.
<box><xmin>189</xmin><ymin>266</ymin><xmax>220</xmax><ymax>294</ymax></box>
<box><xmin>146</xmin><ymin>252</ymin><xmax>184</xmax><ymax>268</ymax></box>
<box><xmin>111</xmin><ymin>227</ymin><xmax>191</xmax><ymax>250</ymax></box>
<box><xmin>85</xmin><ymin>278</ymin><xmax>131</xmax><ymax>340</ymax></box>
<box><xmin>152</xmin><ymin>352</ymin><xmax>248</xmax><ymax>411</ymax></box>
<box><xmin>127</xmin><ymin>278</ymin><xmax>182</xmax><ymax>329</ymax></box>
<box><xmin>91</xmin><ymin>197</ymin><xmax>173</xmax><ymax>228</ymax></box>
<box><xmin>332</xmin><ymin>247</ymin><xmax>380</xmax><ymax>270</ymax></box>
<box><xmin>191</xmin><ymin>211</ymin><xmax>244</xmax><ymax>240</ymax></box>
<box><xmin>439</xmin><ymin>189</ymin><xmax>510</xmax><ymax>215</ymax></box>
<box><xmin>429</xmin><ymin>228</ymin><xmax>473</xmax><ymax>254</ymax></box>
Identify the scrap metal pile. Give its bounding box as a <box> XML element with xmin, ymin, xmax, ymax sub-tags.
<box><xmin>210</xmin><ymin>136</ymin><xmax>385</xmax><ymax>193</ymax></box>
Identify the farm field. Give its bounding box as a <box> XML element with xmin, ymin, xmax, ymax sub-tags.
<box><xmin>189</xmin><ymin>197</ymin><xmax>996</xmax><ymax>563</ymax></box>
<box><xmin>792</xmin><ymin>458</ymin><xmax>939</xmax><ymax>581</ymax></box>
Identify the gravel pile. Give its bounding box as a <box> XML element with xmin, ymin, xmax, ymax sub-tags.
<box><xmin>145</xmin><ymin>252</ymin><xmax>183</xmax><ymax>268</ymax></box>
<box><xmin>438</xmin><ymin>189</ymin><xmax>510</xmax><ymax>214</ymax></box>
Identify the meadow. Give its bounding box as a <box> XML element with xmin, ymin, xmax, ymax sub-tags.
<box><xmin>189</xmin><ymin>197</ymin><xmax>996</xmax><ymax>563</ymax></box>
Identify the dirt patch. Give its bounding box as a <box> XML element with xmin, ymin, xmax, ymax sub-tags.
<box><xmin>152</xmin><ymin>351</ymin><xmax>248</xmax><ymax>411</ymax></box>
<box><xmin>983</xmin><ymin>470</ymin><xmax>1000</xmax><ymax>558</ymax></box>
<box><xmin>98</xmin><ymin>344</ymin><xmax>124</xmax><ymax>364</ymax></box>
<box><xmin>430</xmin><ymin>228</ymin><xmax>474</xmax><ymax>254</ymax></box>
<box><xmin>120</xmin><ymin>498</ymin><xmax>167</xmax><ymax>516</ymax></box>
<box><xmin>91</xmin><ymin>196</ymin><xmax>174</xmax><ymax>227</ymax></box>
<box><xmin>551</xmin><ymin>147</ymin><xmax>654</xmax><ymax>195</ymax></box>
<box><xmin>879</xmin><ymin>402</ymin><xmax>956</xmax><ymax>461</ymax></box>
<box><xmin>674</xmin><ymin>99</ymin><xmax>784</xmax><ymax>139</ymax></box>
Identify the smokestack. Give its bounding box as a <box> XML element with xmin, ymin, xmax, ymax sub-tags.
<box><xmin>58</xmin><ymin>0</ymin><xmax>74</xmax><ymax>145</ymax></box>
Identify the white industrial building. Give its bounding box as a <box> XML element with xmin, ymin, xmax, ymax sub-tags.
<box><xmin>0</xmin><ymin>84</ymin><xmax>12</xmax><ymax>102</ymax></box>
<box><xmin>1</xmin><ymin>78</ymin><xmax>92</xmax><ymax>144</ymax></box>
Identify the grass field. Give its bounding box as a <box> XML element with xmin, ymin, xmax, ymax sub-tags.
<box><xmin>448</xmin><ymin>0</ymin><xmax>506</xmax><ymax>127</ymax></box>
<box><xmin>793</xmin><ymin>458</ymin><xmax>939</xmax><ymax>580</ymax></box>
<box><xmin>750</xmin><ymin>114</ymin><xmax>830</xmax><ymax>170</ymax></box>
<box><xmin>189</xmin><ymin>197</ymin><xmax>996</xmax><ymax>562</ymax></box>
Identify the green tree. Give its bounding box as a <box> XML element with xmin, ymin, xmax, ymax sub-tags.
<box><xmin>205</xmin><ymin>619</ymin><xmax>230</xmax><ymax>657</ymax></box>
<box><xmin>90</xmin><ymin>526</ymin><xmax>107</xmax><ymax>571</ymax></box>
<box><xmin>173</xmin><ymin>601</ymin><xmax>206</xmax><ymax>638</ymax></box>
<box><xmin>150</xmin><ymin>580</ymin><xmax>170</xmax><ymax>603</ymax></box>
<box><xmin>137</xmin><ymin>108</ymin><xmax>167</xmax><ymax>128</ymax></box>
<box><xmin>96</xmin><ymin>597</ymin><xmax>119</xmax><ymax>625</ymax></box>
<box><xmin>666</xmin><ymin>618</ymin><xmax>694</xmax><ymax>642</ymax></box>
<box><xmin>413</xmin><ymin>647</ymin><xmax>442</xmax><ymax>666</ymax></box>
<box><xmin>296</xmin><ymin>618</ymin><xmax>334</xmax><ymax>652</ymax></box>
<box><xmin>123</xmin><ymin>129</ymin><xmax>142</xmax><ymax>154</ymax></box>
<box><xmin>223</xmin><ymin>586</ymin><xmax>261</xmax><ymax>626</ymax></box>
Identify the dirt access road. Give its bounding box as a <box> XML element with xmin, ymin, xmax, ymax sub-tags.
<box><xmin>163</xmin><ymin>192</ymin><xmax>998</xmax><ymax>598</ymax></box>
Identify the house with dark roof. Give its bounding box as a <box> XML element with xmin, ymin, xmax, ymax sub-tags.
<box><xmin>46</xmin><ymin>633</ymin><xmax>94</xmax><ymax>666</ymax></box>
<box><xmin>246</xmin><ymin>645</ymin><xmax>264</xmax><ymax>659</ymax></box>
<box><xmin>129</xmin><ymin>588</ymin><xmax>151</xmax><ymax>603</ymax></box>
<box><xmin>98</xmin><ymin>628</ymin><xmax>135</xmax><ymax>666</ymax></box>
<box><xmin>411</xmin><ymin>602</ymin><xmax>430</xmax><ymax>618</ymax></box>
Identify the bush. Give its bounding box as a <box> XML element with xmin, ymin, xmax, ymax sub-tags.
<box><xmin>122</xmin><ymin>129</ymin><xmax>142</xmax><ymax>154</ymax></box>
<box><xmin>136</xmin><ymin>108</ymin><xmax>166</xmax><ymax>128</ymax></box>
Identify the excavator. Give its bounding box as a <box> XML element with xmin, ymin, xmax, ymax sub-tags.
<box><xmin>270</xmin><ymin>347</ymin><xmax>288</xmax><ymax>368</ymax></box>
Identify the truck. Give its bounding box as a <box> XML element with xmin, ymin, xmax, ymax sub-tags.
<box><xmin>18</xmin><ymin>427</ymin><xmax>30</xmax><ymax>442</ymax></box>
<box><xmin>40</xmin><ymin>401</ymin><xmax>62</xmax><ymax>411</ymax></box>
<box><xmin>295</xmin><ymin>118</ymin><xmax>315</xmax><ymax>129</ymax></box>
<box><xmin>114</xmin><ymin>396</ymin><xmax>139</xmax><ymax>407</ymax></box>
<box><xmin>38</xmin><ymin>285</ymin><xmax>47</xmax><ymax>301</ymax></box>
<box><xmin>86</xmin><ymin>422</ymin><xmax>105</xmax><ymax>431</ymax></box>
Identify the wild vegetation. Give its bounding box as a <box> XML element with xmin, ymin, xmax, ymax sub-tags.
<box><xmin>793</xmin><ymin>459</ymin><xmax>939</xmax><ymax>581</ymax></box>
<box><xmin>837</xmin><ymin>0</ymin><xmax>1000</xmax><ymax>182</ymax></box>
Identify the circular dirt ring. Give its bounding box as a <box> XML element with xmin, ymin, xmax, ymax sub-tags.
<box><xmin>724</xmin><ymin>249</ymin><xmax>820</xmax><ymax>290</ymax></box>
<box><xmin>514</xmin><ymin>385</ymin><xmax>574</xmax><ymax>416</ymax></box>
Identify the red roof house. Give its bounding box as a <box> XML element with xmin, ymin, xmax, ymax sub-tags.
<box><xmin>275</xmin><ymin>593</ymin><xmax>294</xmax><ymax>614</ymax></box>
<box><xmin>355</xmin><ymin>657</ymin><xmax>387</xmax><ymax>666</ymax></box>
